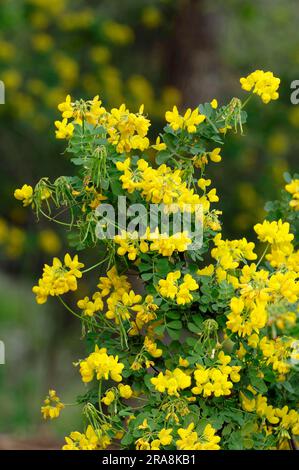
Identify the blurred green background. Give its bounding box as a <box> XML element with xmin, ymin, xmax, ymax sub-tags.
<box><xmin>0</xmin><ymin>0</ymin><xmax>298</xmax><ymax>447</ymax></box>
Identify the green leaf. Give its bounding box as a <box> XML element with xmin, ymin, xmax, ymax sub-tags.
<box><xmin>154</xmin><ymin>324</ymin><xmax>165</xmax><ymax>336</ymax></box>
<box><xmin>249</xmin><ymin>370</ymin><xmax>268</xmax><ymax>394</ymax></box>
<box><xmin>167</xmin><ymin>320</ymin><xmax>182</xmax><ymax>330</ymax></box>
<box><xmin>166</xmin><ymin>311</ymin><xmax>180</xmax><ymax>320</ymax></box>
<box><xmin>141</xmin><ymin>272</ymin><xmax>153</xmax><ymax>281</ymax></box>
<box><xmin>166</xmin><ymin>327</ymin><xmax>181</xmax><ymax>340</ymax></box>
<box><xmin>187</xmin><ymin>322</ymin><xmax>200</xmax><ymax>333</ymax></box>
<box><xmin>243</xmin><ymin>438</ymin><xmax>254</xmax><ymax>449</ymax></box>
<box><xmin>155</xmin><ymin>150</ymin><xmax>170</xmax><ymax>165</ymax></box>
<box><xmin>138</xmin><ymin>263</ymin><xmax>152</xmax><ymax>273</ymax></box>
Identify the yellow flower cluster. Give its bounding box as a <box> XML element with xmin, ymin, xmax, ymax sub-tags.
<box><xmin>240</xmin><ymin>70</ymin><xmax>280</xmax><ymax>104</ymax></box>
<box><xmin>106</xmin><ymin>104</ymin><xmax>150</xmax><ymax>153</ymax></box>
<box><xmin>107</xmin><ymin>289</ymin><xmax>142</xmax><ymax>324</ymax></box>
<box><xmin>57</xmin><ymin>96</ymin><xmax>151</xmax><ymax>153</ymax></box>
<box><xmin>144</xmin><ymin>335</ymin><xmax>163</xmax><ymax>358</ymax></box>
<box><xmin>193</xmin><ymin>147</ymin><xmax>222</xmax><ymax>169</ymax></box>
<box><xmin>32</xmin><ymin>254</ymin><xmax>84</xmax><ymax>304</ymax></box>
<box><xmin>63</xmin><ymin>425</ymin><xmax>111</xmax><ymax>450</ymax></box>
<box><xmin>241</xmin><ymin>392</ymin><xmax>299</xmax><ymax>435</ymax></box>
<box><xmin>98</xmin><ymin>266</ymin><xmax>131</xmax><ymax>296</ymax></box>
<box><xmin>176</xmin><ymin>423</ymin><xmax>220</xmax><ymax>450</ymax></box>
<box><xmin>259</xmin><ymin>336</ymin><xmax>298</xmax><ymax>376</ymax></box>
<box><xmin>158</xmin><ymin>271</ymin><xmax>198</xmax><ymax>305</ymax></box>
<box><xmin>211</xmin><ymin>233</ymin><xmax>257</xmax><ymax>286</ymax></box>
<box><xmin>14</xmin><ymin>184</ymin><xmax>34</xmax><ymax>207</ymax></box>
<box><xmin>114</xmin><ymin>228</ymin><xmax>191</xmax><ymax>259</ymax></box>
<box><xmin>114</xmin><ymin>230</ymin><xmax>149</xmax><ymax>261</ymax></box>
<box><xmin>88</xmin><ymin>267</ymin><xmax>158</xmax><ymax>333</ymax></box>
<box><xmin>165</xmin><ymin>106</ymin><xmax>205</xmax><ymax>133</ymax></box>
<box><xmin>77</xmin><ymin>293</ymin><xmax>104</xmax><ymax>317</ymax></box>
<box><xmin>149</xmin><ymin>230</ymin><xmax>192</xmax><ymax>256</ymax></box>
<box><xmin>226</xmin><ymin>257</ymin><xmax>299</xmax><ymax>337</ymax></box>
<box><xmin>135</xmin><ymin>426</ymin><xmax>173</xmax><ymax>450</ymax></box>
<box><xmin>129</xmin><ymin>295</ymin><xmax>158</xmax><ymax>336</ymax></box>
<box><xmin>41</xmin><ymin>389</ymin><xmax>64</xmax><ymax>420</ymax></box>
<box><xmin>101</xmin><ymin>383</ymin><xmax>133</xmax><ymax>405</ymax></box>
<box><xmin>192</xmin><ymin>352</ymin><xmax>241</xmax><ymax>398</ymax></box>
<box><xmin>79</xmin><ymin>345</ymin><xmax>124</xmax><ymax>383</ymax></box>
<box><xmin>116</xmin><ymin>158</ymin><xmax>201</xmax><ymax>212</ymax></box>
<box><xmin>151</xmin><ymin>368</ymin><xmax>191</xmax><ymax>397</ymax></box>
<box><xmin>285</xmin><ymin>179</ymin><xmax>299</xmax><ymax>210</ymax></box>
<box><xmin>226</xmin><ymin>295</ymin><xmax>268</xmax><ymax>337</ymax></box>
<box><xmin>270</xmin><ymin>310</ymin><xmax>296</xmax><ymax>330</ymax></box>
<box><xmin>256</xmin><ymin>219</ymin><xmax>299</xmax><ymax>275</ymax></box>
<box><xmin>254</xmin><ymin>219</ymin><xmax>294</xmax><ymax>245</ymax></box>
<box><xmin>56</xmin><ymin>95</ymin><xmax>105</xmax><ymax>138</ymax></box>
<box><xmin>266</xmin><ymin>242</ymin><xmax>299</xmax><ymax>272</ymax></box>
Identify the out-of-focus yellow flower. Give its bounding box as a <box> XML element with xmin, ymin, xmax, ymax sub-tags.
<box><xmin>39</xmin><ymin>229</ymin><xmax>62</xmax><ymax>254</ymax></box>
<box><xmin>1</xmin><ymin>70</ymin><xmax>21</xmax><ymax>89</ymax></box>
<box><xmin>31</xmin><ymin>33</ymin><xmax>54</xmax><ymax>52</ymax></box>
<box><xmin>0</xmin><ymin>40</ymin><xmax>16</xmax><ymax>60</ymax></box>
<box><xmin>142</xmin><ymin>6</ymin><xmax>162</xmax><ymax>29</ymax></box>
<box><xmin>53</xmin><ymin>53</ymin><xmax>78</xmax><ymax>84</ymax></box>
<box><xmin>89</xmin><ymin>46</ymin><xmax>110</xmax><ymax>64</ymax></box>
<box><xmin>58</xmin><ymin>9</ymin><xmax>93</xmax><ymax>30</ymax></box>
<box><xmin>103</xmin><ymin>21</ymin><xmax>134</xmax><ymax>45</ymax></box>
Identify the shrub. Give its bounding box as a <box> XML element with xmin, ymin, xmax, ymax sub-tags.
<box><xmin>14</xmin><ymin>70</ymin><xmax>299</xmax><ymax>450</ymax></box>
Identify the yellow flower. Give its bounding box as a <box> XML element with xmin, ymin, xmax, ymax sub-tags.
<box><xmin>240</xmin><ymin>70</ymin><xmax>280</xmax><ymax>104</ymax></box>
<box><xmin>254</xmin><ymin>219</ymin><xmax>294</xmax><ymax>245</ymax></box>
<box><xmin>58</xmin><ymin>94</ymin><xmax>73</xmax><ymax>119</ymax></box>
<box><xmin>79</xmin><ymin>345</ymin><xmax>124</xmax><ymax>383</ymax></box>
<box><xmin>138</xmin><ymin>418</ymin><xmax>149</xmax><ymax>430</ymax></box>
<box><xmin>165</xmin><ymin>106</ymin><xmax>205</xmax><ymax>133</ymax></box>
<box><xmin>198</xmin><ymin>178</ymin><xmax>211</xmax><ymax>190</ymax></box>
<box><xmin>158</xmin><ymin>271</ymin><xmax>198</xmax><ymax>305</ymax></box>
<box><xmin>151</xmin><ymin>368</ymin><xmax>191</xmax><ymax>396</ymax></box>
<box><xmin>14</xmin><ymin>184</ymin><xmax>33</xmax><ymax>207</ymax></box>
<box><xmin>197</xmin><ymin>264</ymin><xmax>214</xmax><ymax>276</ymax></box>
<box><xmin>135</xmin><ymin>438</ymin><xmax>151</xmax><ymax>450</ymax></box>
<box><xmin>55</xmin><ymin>118</ymin><xmax>74</xmax><ymax>139</ymax></box>
<box><xmin>285</xmin><ymin>179</ymin><xmax>299</xmax><ymax>211</ymax></box>
<box><xmin>144</xmin><ymin>335</ymin><xmax>163</xmax><ymax>358</ymax></box>
<box><xmin>32</xmin><ymin>254</ymin><xmax>84</xmax><ymax>304</ymax></box>
<box><xmin>63</xmin><ymin>425</ymin><xmax>111</xmax><ymax>450</ymax></box>
<box><xmin>102</xmin><ymin>390</ymin><xmax>115</xmax><ymax>406</ymax></box>
<box><xmin>152</xmin><ymin>136</ymin><xmax>166</xmax><ymax>151</ymax></box>
<box><xmin>118</xmin><ymin>384</ymin><xmax>133</xmax><ymax>399</ymax></box>
<box><xmin>179</xmin><ymin>357</ymin><xmax>190</xmax><ymax>368</ymax></box>
<box><xmin>41</xmin><ymin>389</ymin><xmax>64</xmax><ymax>420</ymax></box>
<box><xmin>77</xmin><ymin>293</ymin><xmax>104</xmax><ymax>317</ymax></box>
<box><xmin>210</xmin><ymin>99</ymin><xmax>218</xmax><ymax>109</ymax></box>
<box><xmin>165</xmin><ymin>106</ymin><xmax>184</xmax><ymax>131</ymax></box>
<box><xmin>176</xmin><ymin>422</ymin><xmax>221</xmax><ymax>450</ymax></box>
<box><xmin>158</xmin><ymin>428</ymin><xmax>173</xmax><ymax>446</ymax></box>
<box><xmin>209</xmin><ymin>147</ymin><xmax>222</xmax><ymax>163</ymax></box>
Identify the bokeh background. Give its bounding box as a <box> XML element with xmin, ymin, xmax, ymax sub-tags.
<box><xmin>0</xmin><ymin>0</ymin><xmax>299</xmax><ymax>448</ymax></box>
